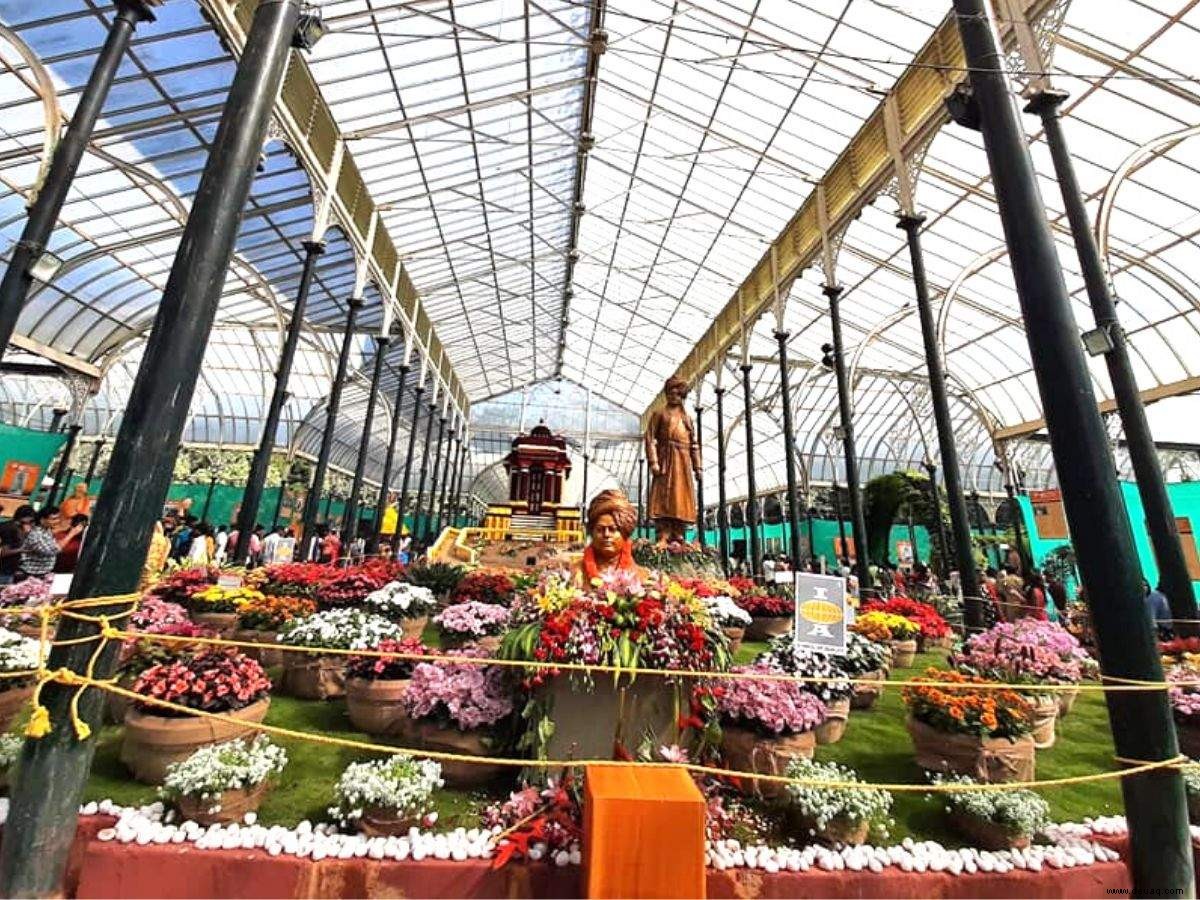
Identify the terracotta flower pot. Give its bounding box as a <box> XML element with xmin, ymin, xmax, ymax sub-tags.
<box><xmin>0</xmin><ymin>684</ymin><xmax>33</xmax><ymax>732</ymax></box>
<box><xmin>947</xmin><ymin>808</ymin><xmax>1031</xmax><ymax>851</ymax></box>
<box><xmin>889</xmin><ymin>639</ymin><xmax>917</xmax><ymax>668</ymax></box>
<box><xmin>815</xmin><ymin>697</ymin><xmax>851</xmax><ymax>745</ymax></box>
<box><xmin>174</xmin><ymin>780</ymin><xmax>269</xmax><ymax>826</ymax></box>
<box><xmin>190</xmin><ymin>612</ymin><xmax>239</xmax><ymax>638</ymax></box>
<box><xmin>279</xmin><ymin>654</ymin><xmax>346</xmax><ymax>700</ymax></box>
<box><xmin>720</xmin><ymin>723</ymin><xmax>816</xmax><ymax>799</ymax></box>
<box><xmin>345</xmin><ymin>677</ymin><xmax>413</xmax><ymax>738</ymax></box>
<box><xmin>906</xmin><ymin>717</ymin><xmax>1035</xmax><ymax>784</ymax></box>
<box><xmin>722</xmin><ymin>626</ymin><xmax>744</xmax><ymax>655</ymax></box>
<box><xmin>399</xmin><ymin>615</ymin><xmax>428</xmax><ymax>641</ymax></box>
<box><xmin>412</xmin><ymin>719</ymin><xmax>509</xmax><ymax>788</ymax></box>
<box><xmin>120</xmin><ymin>697</ymin><xmax>270</xmax><ymax>784</ymax></box>
<box><xmin>358</xmin><ymin>807</ymin><xmax>422</xmax><ymax>837</ymax></box>
<box><xmin>744</xmin><ymin>615</ymin><xmax>791</xmax><ymax>642</ymax></box>
<box><xmin>1030</xmin><ymin>695</ymin><xmax>1058</xmax><ymax>750</ymax></box>
<box><xmin>851</xmin><ymin>669</ymin><xmax>886</xmax><ymax>710</ymax></box>
<box><xmin>1057</xmin><ymin>685</ymin><xmax>1080</xmax><ymax>718</ymax></box>
<box><xmin>233</xmin><ymin>629</ymin><xmax>283</xmax><ymax>668</ymax></box>
<box><xmin>789</xmin><ymin>811</ymin><xmax>871</xmax><ymax>846</ymax></box>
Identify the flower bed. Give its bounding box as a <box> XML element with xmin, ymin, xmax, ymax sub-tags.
<box><xmin>861</xmin><ymin>598</ymin><xmax>950</xmax><ymax>646</ymax></box>
<box><xmin>0</xmin><ymin>576</ymin><xmax>53</xmax><ymax>633</ymax></box>
<box><xmin>187</xmin><ymin>586</ymin><xmax>263</xmax><ymax>637</ymax></box>
<box><xmin>253</xmin><ymin>563</ymin><xmax>337</xmax><ymax>599</ymax></box>
<box><xmin>761</xmin><ymin>632</ymin><xmax>889</xmax><ymax>718</ymax></box>
<box><xmin>363</xmin><ymin>581</ymin><xmax>437</xmax><ymax>639</ymax></box>
<box><xmin>403</xmin><ymin>562</ymin><xmax>467</xmax><ymax>599</ymax></box>
<box><xmin>316</xmin><ymin>571</ymin><xmax>388</xmax><ymax>609</ymax></box>
<box><xmin>148</xmin><ymin>567</ymin><xmax>217</xmax><ymax>606</ymax></box>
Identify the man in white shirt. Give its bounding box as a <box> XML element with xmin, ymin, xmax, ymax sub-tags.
<box><xmin>261</xmin><ymin>526</ymin><xmax>285</xmax><ymax>564</ymax></box>
<box><xmin>214</xmin><ymin>526</ymin><xmax>229</xmax><ymax>565</ymax></box>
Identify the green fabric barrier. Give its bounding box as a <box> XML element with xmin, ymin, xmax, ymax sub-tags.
<box><xmin>0</xmin><ymin>422</ymin><xmax>66</xmax><ymax>498</ymax></box>
<box><xmin>1017</xmin><ymin>482</ymin><xmax>1200</xmax><ymax>600</ymax></box>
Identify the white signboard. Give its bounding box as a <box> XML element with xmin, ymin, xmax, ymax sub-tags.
<box><xmin>792</xmin><ymin>571</ymin><xmax>848</xmax><ymax>656</ymax></box>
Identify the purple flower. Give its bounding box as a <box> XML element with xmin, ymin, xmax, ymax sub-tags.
<box><xmin>401</xmin><ymin>650</ymin><xmax>515</xmax><ymax>730</ymax></box>
<box><xmin>433</xmin><ymin>601</ymin><xmax>510</xmax><ymax>638</ymax></box>
<box><xmin>715</xmin><ymin>663</ymin><xmax>827</xmax><ymax>735</ymax></box>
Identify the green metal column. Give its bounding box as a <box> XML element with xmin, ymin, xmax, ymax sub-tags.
<box><xmin>343</xmin><ymin>335</ymin><xmax>390</xmax><ymax>546</ymax></box>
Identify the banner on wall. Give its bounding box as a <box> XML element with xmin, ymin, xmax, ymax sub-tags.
<box><xmin>1029</xmin><ymin>489</ymin><xmax>1069</xmax><ymax>540</ymax></box>
<box><xmin>1176</xmin><ymin>518</ymin><xmax>1200</xmax><ymax>580</ymax></box>
<box><xmin>0</xmin><ymin>422</ymin><xmax>67</xmax><ymax>518</ymax></box>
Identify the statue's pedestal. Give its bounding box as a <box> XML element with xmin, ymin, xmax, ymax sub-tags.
<box><xmin>542</xmin><ymin>675</ymin><xmax>684</xmax><ymax>763</ymax></box>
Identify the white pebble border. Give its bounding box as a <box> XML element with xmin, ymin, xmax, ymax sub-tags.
<box><xmin>0</xmin><ymin>800</ymin><xmax>1184</xmax><ymax>878</ymax></box>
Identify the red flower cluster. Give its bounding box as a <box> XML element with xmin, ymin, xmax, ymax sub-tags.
<box><xmin>735</xmin><ymin>592</ymin><xmax>795</xmax><ymax>617</ymax></box>
<box><xmin>131</xmin><ymin>649</ymin><xmax>270</xmax><ymax>716</ymax></box>
<box><xmin>861</xmin><ymin>597</ymin><xmax>949</xmax><ymax>639</ymax></box>
<box><xmin>148</xmin><ymin>567</ymin><xmax>216</xmax><ymax>605</ymax></box>
<box><xmin>727</xmin><ymin>575</ymin><xmax>757</xmax><ymax>595</ymax></box>
<box><xmin>346</xmin><ymin>638</ymin><xmax>431</xmax><ymax>681</ymax></box>
<box><xmin>257</xmin><ymin>562</ymin><xmax>337</xmax><ymax>598</ymax></box>
<box><xmin>451</xmin><ymin>570</ymin><xmax>516</xmax><ymax>606</ymax></box>
<box><xmin>1162</xmin><ymin>637</ymin><xmax>1200</xmax><ymax>658</ymax></box>
<box><xmin>357</xmin><ymin>557</ymin><xmax>404</xmax><ymax>583</ymax></box>
<box><xmin>316</xmin><ymin>571</ymin><xmax>389</xmax><ymax>608</ymax></box>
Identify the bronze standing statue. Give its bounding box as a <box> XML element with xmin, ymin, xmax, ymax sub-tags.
<box><xmin>644</xmin><ymin>376</ymin><xmax>702</xmax><ymax>546</ymax></box>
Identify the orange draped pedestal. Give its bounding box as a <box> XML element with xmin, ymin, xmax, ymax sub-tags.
<box><xmin>584</xmin><ymin>764</ymin><xmax>706</xmax><ymax>899</ymax></box>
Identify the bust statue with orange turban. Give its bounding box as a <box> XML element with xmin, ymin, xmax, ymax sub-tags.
<box><xmin>571</xmin><ymin>489</ymin><xmax>647</xmax><ymax>586</ymax></box>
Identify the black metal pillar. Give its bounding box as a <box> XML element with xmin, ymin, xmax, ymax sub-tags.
<box><xmin>450</xmin><ymin>437</ymin><xmax>468</xmax><ymax>528</ymax></box>
<box><xmin>48</xmin><ymin>424</ymin><xmax>80</xmax><ymax>507</ymax></box>
<box><xmin>0</xmin><ymin>3</ymin><xmax>302</xmax><ymax>893</ymax></box>
<box><xmin>397</xmin><ymin>386</ymin><xmax>425</xmax><ymax>539</ymax></box>
<box><xmin>636</xmin><ymin>460</ymin><xmax>644</xmax><ymax>538</ymax></box>
<box><xmin>236</xmin><ymin>239</ymin><xmax>323</xmax><ymax>559</ymax></box>
<box><xmin>693</xmin><ymin>403</ymin><xmax>706</xmax><ymax>547</ymax></box>
<box><xmin>805</xmin><ymin>504</ymin><xmax>816</xmax><ymax>567</ymax></box>
<box><xmin>923</xmin><ymin>461</ymin><xmax>951</xmax><ymax>581</ymax></box>
<box><xmin>372</xmin><ymin>363</ymin><xmax>409</xmax><ymax>549</ymax></box>
<box><xmin>739</xmin><ymin>364</ymin><xmax>762</xmax><ymax>578</ymax></box>
<box><xmin>83</xmin><ymin>439</ymin><xmax>105</xmax><ymax>487</ymax></box>
<box><xmin>775</xmin><ymin>330</ymin><xmax>803</xmax><ymax>568</ymax></box>
<box><xmin>952</xmin><ymin>2</ymin><xmax>1193</xmax><ymax>893</ymax></box>
<box><xmin>825</xmin><ymin>285</ymin><xmax>871</xmax><ymax>593</ymax></box>
<box><xmin>423</xmin><ymin>415</ymin><xmax>447</xmax><ymax>542</ymax></box>
<box><xmin>322</xmin><ymin>491</ymin><xmax>333</xmax><ymax>524</ymax></box>
<box><xmin>1029</xmin><ymin>89</ymin><xmax>1199</xmax><ymax>636</ymax></box>
<box><xmin>301</xmin><ymin>296</ymin><xmax>363</xmax><ymax>538</ymax></box>
<box><xmin>0</xmin><ymin>0</ymin><xmax>157</xmax><ymax>364</ymax></box>
<box><xmin>581</xmin><ymin>455</ymin><xmax>590</xmax><ymax>514</ymax></box>
<box><xmin>714</xmin><ymin>386</ymin><xmax>731</xmax><ymax>575</ymax></box>
<box><xmin>833</xmin><ymin>480</ymin><xmax>849</xmax><ymax>567</ymax></box>
<box><xmin>343</xmin><ymin>336</ymin><xmax>389</xmax><ymax>547</ymax></box>
<box><xmin>199</xmin><ymin>475</ymin><xmax>217</xmax><ymax>523</ymax></box>
<box><xmin>48</xmin><ymin>408</ymin><xmax>67</xmax><ymax>434</ymax></box>
<box><xmin>900</xmin><ymin>215</ymin><xmax>983</xmax><ymax>627</ymax></box>
<box><xmin>410</xmin><ymin>402</ymin><xmax>437</xmax><ymax>544</ymax></box>
<box><xmin>269</xmin><ymin>480</ymin><xmax>286</xmax><ymax>530</ymax></box>
<box><xmin>1005</xmin><ymin>475</ymin><xmax>1029</xmax><ymax>571</ymax></box>
<box><xmin>434</xmin><ymin>428</ymin><xmax>456</xmax><ymax>538</ymax></box>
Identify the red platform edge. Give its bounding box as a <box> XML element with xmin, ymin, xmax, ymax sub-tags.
<box><xmin>3</xmin><ymin>815</ymin><xmax>1160</xmax><ymax>899</ymax></box>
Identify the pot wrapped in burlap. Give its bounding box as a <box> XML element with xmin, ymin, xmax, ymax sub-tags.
<box><xmin>906</xmin><ymin>717</ymin><xmax>1035</xmax><ymax>784</ymax></box>
<box><xmin>850</xmin><ymin>669</ymin><xmax>886</xmax><ymax>710</ymax></box>
<box><xmin>1029</xmin><ymin>694</ymin><xmax>1059</xmax><ymax>750</ymax></box>
<box><xmin>814</xmin><ymin>697</ymin><xmax>851</xmax><ymax>745</ymax></box>
<box><xmin>174</xmin><ymin>780</ymin><xmax>269</xmax><ymax>826</ymax></box>
<box><xmin>720</xmin><ymin>724</ymin><xmax>816</xmax><ymax>799</ymax></box>
<box><xmin>279</xmin><ymin>654</ymin><xmax>346</xmax><ymax>700</ymax></box>
<box><xmin>947</xmin><ymin>808</ymin><xmax>1031</xmax><ymax>851</ymax></box>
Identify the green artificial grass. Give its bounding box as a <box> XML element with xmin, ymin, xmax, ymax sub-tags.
<box><xmin>82</xmin><ymin>645</ymin><xmax>1124</xmax><ymax>844</ymax></box>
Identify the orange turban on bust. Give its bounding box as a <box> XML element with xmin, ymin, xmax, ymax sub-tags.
<box><xmin>586</xmin><ymin>489</ymin><xmax>637</xmax><ymax>538</ymax></box>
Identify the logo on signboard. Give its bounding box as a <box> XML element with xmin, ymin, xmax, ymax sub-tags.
<box><xmin>793</xmin><ymin>572</ymin><xmax>847</xmax><ymax>656</ymax></box>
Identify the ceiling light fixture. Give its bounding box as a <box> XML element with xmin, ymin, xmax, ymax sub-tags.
<box><xmin>292</xmin><ymin>4</ymin><xmax>327</xmax><ymax>51</ymax></box>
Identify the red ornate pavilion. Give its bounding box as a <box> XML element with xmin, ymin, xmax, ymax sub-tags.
<box><xmin>504</xmin><ymin>421</ymin><xmax>571</xmax><ymax>515</ymax></box>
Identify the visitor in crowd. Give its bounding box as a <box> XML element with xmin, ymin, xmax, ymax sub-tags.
<box><xmin>171</xmin><ymin>516</ymin><xmax>196</xmax><ymax>561</ymax></box>
<box><xmin>999</xmin><ymin>565</ymin><xmax>1025</xmax><ymax>622</ymax></box>
<box><xmin>18</xmin><ymin>507</ymin><xmax>80</xmax><ymax>582</ymax></box>
<box><xmin>980</xmin><ymin>567</ymin><xmax>1002</xmax><ymax>626</ymax></box>
<box><xmin>1046</xmin><ymin>574</ymin><xmax>1069</xmax><ymax>617</ymax></box>
<box><xmin>1145</xmin><ymin>579</ymin><xmax>1172</xmax><ymax>639</ymax></box>
<box><xmin>320</xmin><ymin>527</ymin><xmax>341</xmax><ymax>565</ymax></box>
<box><xmin>54</xmin><ymin>513</ymin><xmax>89</xmax><ymax>573</ymax></box>
<box><xmin>303</xmin><ymin>525</ymin><xmax>325</xmax><ymax>562</ymax></box>
<box><xmin>187</xmin><ymin>522</ymin><xmax>211</xmax><ymax>566</ymax></box>
<box><xmin>213</xmin><ymin>525</ymin><xmax>229</xmax><ymax>564</ymax></box>
<box><xmin>1017</xmin><ymin>570</ymin><xmax>1050</xmax><ymax>621</ymax></box>
<box><xmin>139</xmin><ymin>520</ymin><xmax>171</xmax><ymax>591</ymax></box>
<box><xmin>0</xmin><ymin>505</ymin><xmax>34</xmax><ymax>585</ymax></box>
<box><xmin>762</xmin><ymin>554</ymin><xmax>776</xmax><ymax>580</ymax></box>
<box><xmin>248</xmin><ymin>525</ymin><xmax>265</xmax><ymax>567</ymax></box>
<box><xmin>262</xmin><ymin>525</ymin><xmax>285</xmax><ymax>564</ymax></box>
<box><xmin>59</xmin><ymin>482</ymin><xmax>92</xmax><ymax>520</ymax></box>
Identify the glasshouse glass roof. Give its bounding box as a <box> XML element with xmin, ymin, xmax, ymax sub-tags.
<box><xmin>3</xmin><ymin>0</ymin><xmax>1200</xmax><ymax>506</ymax></box>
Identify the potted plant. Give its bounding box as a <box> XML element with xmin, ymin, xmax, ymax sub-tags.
<box><xmin>122</xmin><ymin>649</ymin><xmax>272</xmax><ymax>783</ymax></box>
<box><xmin>148</xmin><ymin>566</ymin><xmax>217</xmax><ymax>606</ymax></box>
<box><xmin>714</xmin><ymin>663</ymin><xmax>826</xmax><ymax>797</ymax></box>
<box><xmin>764</xmin><ymin>631</ymin><xmax>890</xmax><ymax>714</ymax></box>
<box><xmin>1169</xmin><ymin>664</ymin><xmax>1200</xmax><ymax>759</ymax></box>
<box><xmin>316</xmin><ymin>569</ymin><xmax>389</xmax><ymax>609</ymax></box>
<box><xmin>234</xmin><ymin>594</ymin><xmax>315</xmax><ymax>667</ymax></box>
<box><xmin>902</xmin><ymin>668</ymin><xmax>1035</xmax><ymax>783</ymax></box>
<box><xmin>276</xmin><ymin>609</ymin><xmax>400</xmax><ymax>700</ymax></box>
<box><xmin>756</xmin><ymin>637</ymin><xmax>860</xmax><ymax>743</ymax></box>
<box><xmin>186</xmin><ymin>585</ymin><xmax>261</xmax><ymax>637</ymax></box>
<box><xmin>783</xmin><ymin>758</ymin><xmax>893</xmax><ymax>846</ymax></box>
<box><xmin>702</xmin><ymin>594</ymin><xmax>752</xmax><ymax>654</ymax></box>
<box><xmin>364</xmin><ymin>581</ymin><xmax>438</xmax><ymax>640</ymax></box>
<box><xmin>255</xmin><ymin>562</ymin><xmax>335</xmax><ymax>600</ymax></box>
<box><xmin>952</xmin><ymin>621</ymin><xmax>1084</xmax><ymax>749</ymax></box>
<box><xmin>159</xmin><ymin>734</ymin><xmax>288</xmax><ymax>825</ymax></box>
<box><xmin>403</xmin><ymin>563</ymin><xmax>467</xmax><ymax>601</ymax></box>
<box><xmin>433</xmin><ymin>601</ymin><xmax>511</xmax><ymax>652</ymax></box>
<box><xmin>1185</xmin><ymin>765</ymin><xmax>1200</xmax><ymax>826</ymax></box>
<box><xmin>852</xmin><ymin>612</ymin><xmax>920</xmax><ymax>667</ymax></box>
<box><xmin>736</xmin><ymin>589</ymin><xmax>795</xmax><ymax>642</ymax></box>
<box><xmin>111</xmin><ymin>618</ymin><xmax>215</xmax><ymax>725</ymax></box>
<box><xmin>450</xmin><ymin>569</ymin><xmax>517</xmax><ymax>606</ymax></box>
<box><xmin>933</xmin><ymin>774</ymin><xmax>1050</xmax><ymax>850</ymax></box>
<box><xmin>400</xmin><ymin>651</ymin><xmax>516</xmax><ymax>787</ymax></box>
<box><xmin>0</xmin><ymin>629</ymin><xmax>39</xmax><ymax>731</ymax></box>
<box><xmin>0</xmin><ymin>732</ymin><xmax>22</xmax><ymax>792</ymax></box>
<box><xmin>861</xmin><ymin>598</ymin><xmax>952</xmax><ymax>651</ymax></box>
<box><xmin>1007</xmin><ymin>619</ymin><xmax>1097</xmax><ymax>716</ymax></box>
<box><xmin>0</xmin><ymin>576</ymin><xmax>54</xmax><ymax>637</ymax></box>
<box><xmin>329</xmin><ymin>753</ymin><xmax>443</xmax><ymax>835</ymax></box>
<box><xmin>345</xmin><ymin>638</ymin><xmax>432</xmax><ymax>736</ymax></box>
